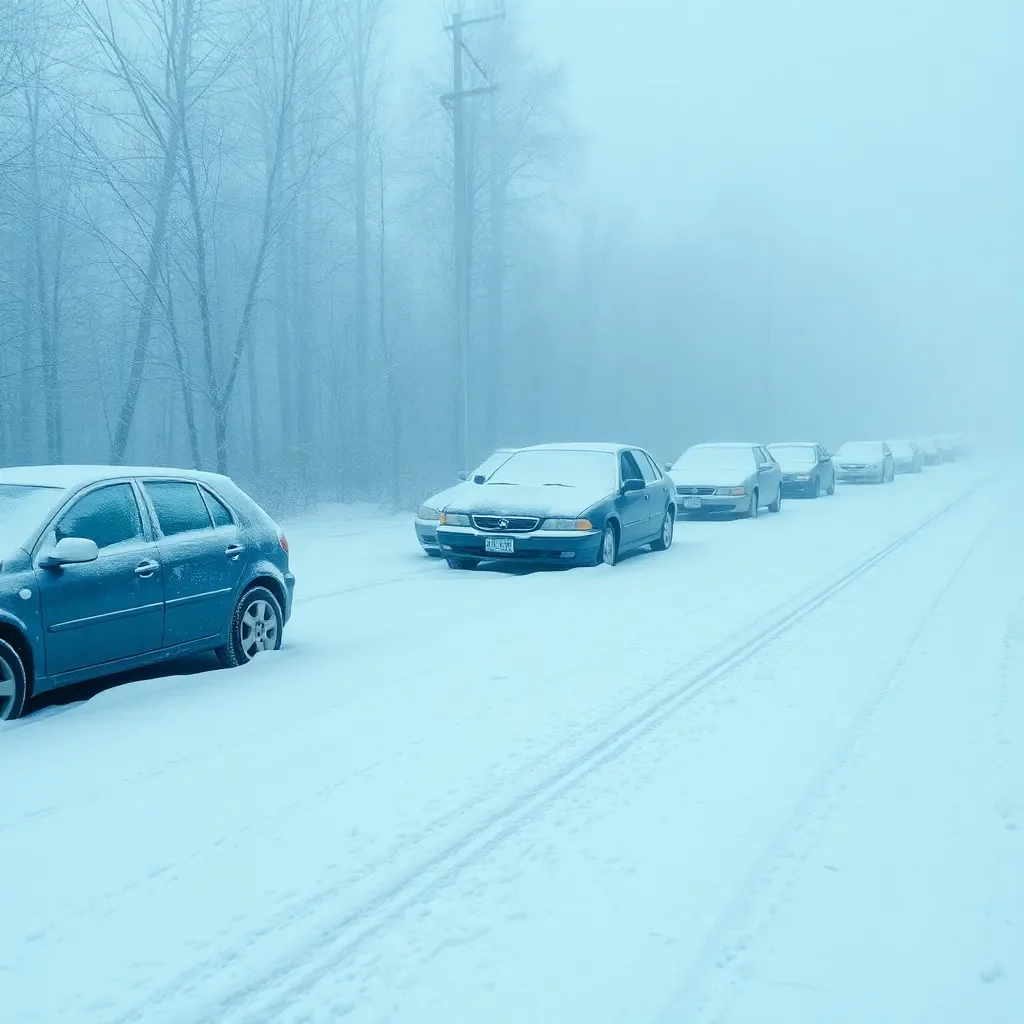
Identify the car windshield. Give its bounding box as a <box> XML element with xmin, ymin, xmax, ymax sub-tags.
<box><xmin>671</xmin><ymin>446</ymin><xmax>754</xmax><ymax>475</ymax></box>
<box><xmin>887</xmin><ymin>441</ymin><xmax>914</xmax><ymax>458</ymax></box>
<box><xmin>471</xmin><ymin>450</ymin><xmax>516</xmax><ymax>480</ymax></box>
<box><xmin>768</xmin><ymin>445</ymin><xmax>816</xmax><ymax>466</ymax></box>
<box><xmin>485</xmin><ymin>449</ymin><xmax>617</xmax><ymax>490</ymax></box>
<box><xmin>836</xmin><ymin>442</ymin><xmax>884</xmax><ymax>462</ymax></box>
<box><xmin>0</xmin><ymin>483</ymin><xmax>66</xmax><ymax>549</ymax></box>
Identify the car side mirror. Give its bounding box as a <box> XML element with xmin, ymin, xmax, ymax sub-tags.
<box><xmin>457</xmin><ymin>471</ymin><xmax>468</xmax><ymax>481</ymax></box>
<box><xmin>40</xmin><ymin>537</ymin><xmax>99</xmax><ymax>568</ymax></box>
<box><xmin>473</xmin><ymin>474</ymin><xmax>486</xmax><ymax>485</ymax></box>
<box><xmin>622</xmin><ymin>478</ymin><xmax>645</xmax><ymax>494</ymax></box>
<box><xmin>663</xmin><ymin>463</ymin><xmax>673</xmax><ymax>473</ymax></box>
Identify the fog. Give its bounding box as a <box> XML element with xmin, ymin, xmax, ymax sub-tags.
<box><xmin>1</xmin><ymin>0</ymin><xmax>1019</xmax><ymax>513</ymax></box>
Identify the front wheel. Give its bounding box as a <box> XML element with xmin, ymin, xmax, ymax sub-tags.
<box><xmin>812</xmin><ymin>477</ymin><xmax>821</xmax><ymax>499</ymax></box>
<box><xmin>827</xmin><ymin>473</ymin><xmax>836</xmax><ymax>496</ymax></box>
<box><xmin>0</xmin><ymin>638</ymin><xmax>28</xmax><ymax>722</ymax></box>
<box><xmin>217</xmin><ymin>586</ymin><xmax>284</xmax><ymax>668</ymax></box>
<box><xmin>651</xmin><ymin>509</ymin><xmax>674</xmax><ymax>551</ymax></box>
<box><xmin>746</xmin><ymin>489</ymin><xmax>760</xmax><ymax>519</ymax></box>
<box><xmin>598</xmin><ymin>522</ymin><xmax>619</xmax><ymax>565</ymax></box>
<box><xmin>769</xmin><ymin>486</ymin><xmax>782</xmax><ymax>514</ymax></box>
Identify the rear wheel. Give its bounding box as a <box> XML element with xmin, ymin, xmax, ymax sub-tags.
<box><xmin>651</xmin><ymin>509</ymin><xmax>674</xmax><ymax>551</ymax></box>
<box><xmin>746</xmin><ymin>489</ymin><xmax>759</xmax><ymax>519</ymax></box>
<box><xmin>216</xmin><ymin>586</ymin><xmax>284</xmax><ymax>668</ymax></box>
<box><xmin>0</xmin><ymin>638</ymin><xmax>27</xmax><ymax>722</ymax></box>
<box><xmin>598</xmin><ymin>522</ymin><xmax>619</xmax><ymax>565</ymax></box>
<box><xmin>446</xmin><ymin>557</ymin><xmax>479</xmax><ymax>570</ymax></box>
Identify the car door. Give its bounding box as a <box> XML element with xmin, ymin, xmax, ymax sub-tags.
<box><xmin>755</xmin><ymin>447</ymin><xmax>779</xmax><ymax>502</ymax></box>
<box><xmin>818</xmin><ymin>445</ymin><xmax>835</xmax><ymax>488</ymax></box>
<box><xmin>635</xmin><ymin>449</ymin><xmax>670</xmax><ymax>539</ymax></box>
<box><xmin>142</xmin><ymin>479</ymin><xmax>248</xmax><ymax>648</ymax></box>
<box><xmin>35</xmin><ymin>481</ymin><xmax>165</xmax><ymax>677</ymax></box>
<box><xmin>616</xmin><ymin>450</ymin><xmax>650</xmax><ymax>549</ymax></box>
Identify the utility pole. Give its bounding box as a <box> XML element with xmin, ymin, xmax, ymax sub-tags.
<box><xmin>442</xmin><ymin>6</ymin><xmax>502</xmax><ymax>470</ymax></box>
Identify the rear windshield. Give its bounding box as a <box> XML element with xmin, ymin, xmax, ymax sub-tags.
<box><xmin>486</xmin><ymin>449</ymin><xmax>617</xmax><ymax>491</ymax></box>
<box><xmin>836</xmin><ymin>442</ymin><xmax>884</xmax><ymax>461</ymax></box>
<box><xmin>768</xmin><ymin>445</ymin><xmax>816</xmax><ymax>466</ymax></box>
<box><xmin>671</xmin><ymin>446</ymin><xmax>755</xmax><ymax>475</ymax></box>
<box><xmin>887</xmin><ymin>441</ymin><xmax>914</xmax><ymax>458</ymax></box>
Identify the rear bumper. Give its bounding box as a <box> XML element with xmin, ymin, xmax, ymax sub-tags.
<box><xmin>781</xmin><ymin>477</ymin><xmax>819</xmax><ymax>496</ymax></box>
<box><xmin>835</xmin><ymin>468</ymin><xmax>884</xmax><ymax>482</ymax></box>
<box><xmin>436</xmin><ymin>526</ymin><xmax>602</xmax><ymax>565</ymax></box>
<box><xmin>283</xmin><ymin>571</ymin><xmax>296</xmax><ymax>622</ymax></box>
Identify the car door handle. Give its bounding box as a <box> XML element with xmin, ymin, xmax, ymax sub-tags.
<box><xmin>135</xmin><ymin>559</ymin><xmax>160</xmax><ymax>578</ymax></box>
<box><xmin>225</xmin><ymin>544</ymin><xmax>244</xmax><ymax>560</ymax></box>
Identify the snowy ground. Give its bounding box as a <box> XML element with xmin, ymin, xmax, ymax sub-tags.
<box><xmin>1</xmin><ymin>461</ymin><xmax>1020</xmax><ymax>1023</ymax></box>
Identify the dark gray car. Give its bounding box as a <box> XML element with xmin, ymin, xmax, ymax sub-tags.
<box><xmin>0</xmin><ymin>465</ymin><xmax>295</xmax><ymax>721</ymax></box>
<box><xmin>667</xmin><ymin>443</ymin><xmax>783</xmax><ymax>518</ymax></box>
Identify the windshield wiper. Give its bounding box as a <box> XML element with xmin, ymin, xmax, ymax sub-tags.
<box><xmin>541</xmin><ymin>482</ymin><xmax>572</xmax><ymax>487</ymax></box>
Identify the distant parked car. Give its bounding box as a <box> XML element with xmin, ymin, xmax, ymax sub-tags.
<box><xmin>886</xmin><ymin>439</ymin><xmax>923</xmax><ymax>474</ymax></box>
<box><xmin>415</xmin><ymin>448</ymin><xmax>517</xmax><ymax>556</ymax></box>
<box><xmin>915</xmin><ymin>437</ymin><xmax>942</xmax><ymax>466</ymax></box>
<box><xmin>668</xmin><ymin>443</ymin><xmax>783</xmax><ymax>518</ymax></box>
<box><xmin>435</xmin><ymin>443</ymin><xmax>676</xmax><ymax>569</ymax></box>
<box><xmin>767</xmin><ymin>442</ymin><xmax>836</xmax><ymax>498</ymax></box>
<box><xmin>0</xmin><ymin>466</ymin><xmax>294</xmax><ymax>721</ymax></box>
<box><xmin>834</xmin><ymin>441</ymin><xmax>895</xmax><ymax>484</ymax></box>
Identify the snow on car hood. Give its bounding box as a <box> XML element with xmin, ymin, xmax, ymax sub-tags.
<box><xmin>448</xmin><ymin>484</ymin><xmax>603</xmax><ymax>519</ymax></box>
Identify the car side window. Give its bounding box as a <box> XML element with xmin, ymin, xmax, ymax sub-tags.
<box><xmin>201</xmin><ymin>488</ymin><xmax>234</xmax><ymax>528</ymax></box>
<box><xmin>54</xmin><ymin>483</ymin><xmax>144</xmax><ymax>552</ymax></box>
<box><xmin>145</xmin><ymin>481</ymin><xmax>214</xmax><ymax>537</ymax></box>
<box><xmin>620</xmin><ymin>451</ymin><xmax>644</xmax><ymax>484</ymax></box>
<box><xmin>756</xmin><ymin>446</ymin><xmax>771</xmax><ymax>467</ymax></box>
<box><xmin>634</xmin><ymin>451</ymin><xmax>658</xmax><ymax>484</ymax></box>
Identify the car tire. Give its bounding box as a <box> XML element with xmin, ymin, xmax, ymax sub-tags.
<box><xmin>216</xmin><ymin>585</ymin><xmax>284</xmax><ymax>669</ymax></box>
<box><xmin>746</xmin><ymin>489</ymin><xmax>759</xmax><ymax>519</ymax></box>
<box><xmin>651</xmin><ymin>509</ymin><xmax>674</xmax><ymax>551</ymax></box>
<box><xmin>598</xmin><ymin>522</ymin><xmax>619</xmax><ymax>565</ymax></box>
<box><xmin>446</xmin><ymin>557</ymin><xmax>479</xmax><ymax>570</ymax></box>
<box><xmin>812</xmin><ymin>477</ymin><xmax>821</xmax><ymax>499</ymax></box>
<box><xmin>769</xmin><ymin>486</ymin><xmax>782</xmax><ymax>514</ymax></box>
<box><xmin>827</xmin><ymin>473</ymin><xmax>836</xmax><ymax>495</ymax></box>
<box><xmin>0</xmin><ymin>637</ymin><xmax>28</xmax><ymax>722</ymax></box>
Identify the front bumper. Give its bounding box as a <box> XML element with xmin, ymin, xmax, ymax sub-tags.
<box><xmin>780</xmin><ymin>476</ymin><xmax>818</xmax><ymax>496</ymax></box>
<box><xmin>835</xmin><ymin>466</ymin><xmax>884</xmax><ymax>482</ymax></box>
<box><xmin>675</xmin><ymin>493</ymin><xmax>747</xmax><ymax>515</ymax></box>
<box><xmin>414</xmin><ymin>518</ymin><xmax>440</xmax><ymax>552</ymax></box>
<box><xmin>436</xmin><ymin>526</ymin><xmax>603</xmax><ymax>565</ymax></box>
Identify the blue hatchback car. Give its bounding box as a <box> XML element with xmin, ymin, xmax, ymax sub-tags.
<box><xmin>0</xmin><ymin>466</ymin><xmax>295</xmax><ymax>721</ymax></box>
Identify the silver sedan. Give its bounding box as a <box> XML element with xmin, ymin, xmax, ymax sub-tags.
<box><xmin>667</xmin><ymin>443</ymin><xmax>783</xmax><ymax>518</ymax></box>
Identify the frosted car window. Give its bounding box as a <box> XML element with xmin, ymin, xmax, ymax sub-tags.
<box><xmin>769</xmin><ymin>446</ymin><xmax>816</xmax><ymax>466</ymax></box>
<box><xmin>640</xmin><ymin>451</ymin><xmax>662</xmax><ymax>481</ymax></box>
<box><xmin>56</xmin><ymin>483</ymin><xmax>144</xmax><ymax>551</ymax></box>
<box><xmin>836</xmin><ymin>442</ymin><xmax>884</xmax><ymax>462</ymax></box>
<box><xmin>486</xmin><ymin>450</ymin><xmax>617</xmax><ymax>491</ymax></box>
<box><xmin>202</xmin><ymin>489</ymin><xmax>234</xmax><ymax>528</ymax></box>
<box><xmin>145</xmin><ymin>481</ymin><xmax>214</xmax><ymax>536</ymax></box>
<box><xmin>672</xmin><ymin>447</ymin><xmax>756</xmax><ymax>475</ymax></box>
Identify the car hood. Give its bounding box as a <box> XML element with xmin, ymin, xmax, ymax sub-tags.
<box><xmin>669</xmin><ymin>469</ymin><xmax>752</xmax><ymax>488</ymax></box>
<box><xmin>448</xmin><ymin>484</ymin><xmax>605</xmax><ymax>519</ymax></box>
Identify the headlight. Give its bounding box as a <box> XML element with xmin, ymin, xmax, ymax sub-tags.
<box><xmin>715</xmin><ymin>486</ymin><xmax>746</xmax><ymax>496</ymax></box>
<box><xmin>417</xmin><ymin>505</ymin><xmax>440</xmax><ymax>521</ymax></box>
<box><xmin>439</xmin><ymin>512</ymin><xmax>471</xmax><ymax>527</ymax></box>
<box><xmin>541</xmin><ymin>518</ymin><xmax>594</xmax><ymax>531</ymax></box>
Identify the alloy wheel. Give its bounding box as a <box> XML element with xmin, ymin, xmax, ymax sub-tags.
<box><xmin>0</xmin><ymin>655</ymin><xmax>16</xmax><ymax>721</ymax></box>
<box><xmin>240</xmin><ymin>598</ymin><xmax>280</xmax><ymax>660</ymax></box>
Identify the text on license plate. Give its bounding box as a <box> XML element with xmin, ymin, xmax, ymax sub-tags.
<box><xmin>682</xmin><ymin>497</ymin><xmax>702</xmax><ymax>509</ymax></box>
<box><xmin>485</xmin><ymin>536</ymin><xmax>515</xmax><ymax>554</ymax></box>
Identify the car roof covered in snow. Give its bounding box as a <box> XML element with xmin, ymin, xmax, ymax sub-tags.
<box><xmin>688</xmin><ymin>441</ymin><xmax>762</xmax><ymax>450</ymax></box>
<box><xmin>521</xmin><ymin>442</ymin><xmax>639</xmax><ymax>455</ymax></box>
<box><xmin>0</xmin><ymin>465</ymin><xmax>232</xmax><ymax>492</ymax></box>
<box><xmin>768</xmin><ymin>441</ymin><xmax>819</xmax><ymax>448</ymax></box>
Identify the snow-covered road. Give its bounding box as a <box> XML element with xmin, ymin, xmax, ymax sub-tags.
<box><xmin>1</xmin><ymin>462</ymin><xmax>1020</xmax><ymax>1022</ymax></box>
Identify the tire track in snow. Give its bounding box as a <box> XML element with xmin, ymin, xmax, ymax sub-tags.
<box><xmin>661</xmin><ymin>509</ymin><xmax>997</xmax><ymax>1024</ymax></box>
<box><xmin>118</xmin><ymin>480</ymin><xmax>990</xmax><ymax>1024</ymax></box>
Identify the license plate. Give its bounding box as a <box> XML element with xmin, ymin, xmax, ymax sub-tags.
<box><xmin>485</xmin><ymin>536</ymin><xmax>514</xmax><ymax>554</ymax></box>
<box><xmin>682</xmin><ymin>497</ymin><xmax>702</xmax><ymax>509</ymax></box>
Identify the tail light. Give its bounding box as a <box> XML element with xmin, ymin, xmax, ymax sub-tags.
<box><xmin>278</xmin><ymin>529</ymin><xmax>289</xmax><ymax>554</ymax></box>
